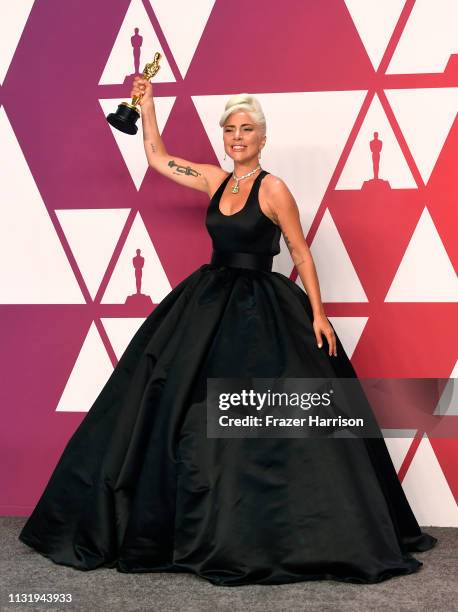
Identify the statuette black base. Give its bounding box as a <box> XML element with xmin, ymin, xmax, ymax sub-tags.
<box><xmin>106</xmin><ymin>102</ymin><xmax>140</xmax><ymax>135</ymax></box>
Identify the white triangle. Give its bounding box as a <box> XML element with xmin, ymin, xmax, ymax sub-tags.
<box><xmin>101</xmin><ymin>212</ymin><xmax>172</xmax><ymax>304</ymax></box>
<box><xmin>328</xmin><ymin>316</ymin><xmax>368</xmax><ymax>358</ymax></box>
<box><xmin>99</xmin><ymin>0</ymin><xmax>175</xmax><ymax>84</ymax></box>
<box><xmin>99</xmin><ymin>96</ymin><xmax>175</xmax><ymax>190</ymax></box>
<box><xmin>403</xmin><ymin>435</ymin><xmax>458</xmax><ymax>527</ymax></box>
<box><xmin>385</xmin><ymin>87</ymin><xmax>458</xmax><ymax>183</ymax></box>
<box><xmin>101</xmin><ymin>316</ymin><xmax>147</xmax><ymax>360</ymax></box>
<box><xmin>336</xmin><ymin>93</ymin><xmax>416</xmax><ymax>188</ymax></box>
<box><xmin>0</xmin><ymin>1</ymin><xmax>34</xmax><ymax>85</ymax></box>
<box><xmin>296</xmin><ymin>209</ymin><xmax>368</xmax><ymax>302</ymax></box>
<box><xmin>56</xmin><ymin>208</ymin><xmax>131</xmax><ymax>299</ymax></box>
<box><xmin>385</xmin><ymin>207</ymin><xmax>458</xmax><ymax>302</ymax></box>
<box><xmin>387</xmin><ymin>0</ymin><xmax>458</xmax><ymax>74</ymax></box>
<box><xmin>148</xmin><ymin>0</ymin><xmax>216</xmax><ymax>78</ymax></box>
<box><xmin>384</xmin><ymin>435</ymin><xmax>418</xmax><ymax>473</ymax></box>
<box><xmin>434</xmin><ymin>360</ymin><xmax>458</xmax><ymax>416</ymax></box>
<box><xmin>192</xmin><ymin>90</ymin><xmax>367</xmax><ymax>235</ymax></box>
<box><xmin>344</xmin><ymin>0</ymin><xmax>405</xmax><ymax>70</ymax></box>
<box><xmin>0</xmin><ymin>107</ymin><xmax>84</xmax><ymax>304</ymax></box>
<box><xmin>56</xmin><ymin>322</ymin><xmax>114</xmax><ymax>413</ymax></box>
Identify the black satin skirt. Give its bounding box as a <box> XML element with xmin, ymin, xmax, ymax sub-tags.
<box><xmin>18</xmin><ymin>252</ymin><xmax>437</xmax><ymax>586</ymax></box>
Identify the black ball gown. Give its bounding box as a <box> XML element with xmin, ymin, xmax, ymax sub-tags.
<box><xmin>18</xmin><ymin>169</ymin><xmax>437</xmax><ymax>586</ymax></box>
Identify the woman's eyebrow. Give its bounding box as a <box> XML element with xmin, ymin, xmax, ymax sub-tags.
<box><xmin>225</xmin><ymin>123</ymin><xmax>253</xmax><ymax>127</ymax></box>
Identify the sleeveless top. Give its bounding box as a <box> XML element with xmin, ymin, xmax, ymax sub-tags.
<box><xmin>205</xmin><ymin>169</ymin><xmax>281</xmax><ymax>256</ymax></box>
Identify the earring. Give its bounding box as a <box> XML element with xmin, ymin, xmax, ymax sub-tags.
<box><xmin>259</xmin><ymin>149</ymin><xmax>262</xmax><ymax>159</ymax></box>
<box><xmin>224</xmin><ymin>152</ymin><xmax>227</xmax><ymax>160</ymax></box>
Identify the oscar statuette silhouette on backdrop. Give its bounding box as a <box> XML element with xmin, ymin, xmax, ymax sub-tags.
<box><xmin>124</xmin><ymin>249</ymin><xmax>153</xmax><ymax>311</ymax></box>
<box><xmin>362</xmin><ymin>131</ymin><xmax>390</xmax><ymax>191</ymax></box>
<box><xmin>131</xmin><ymin>27</ymin><xmax>143</xmax><ymax>76</ymax></box>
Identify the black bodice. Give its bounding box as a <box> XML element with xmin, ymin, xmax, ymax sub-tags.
<box><xmin>205</xmin><ymin>169</ymin><xmax>281</xmax><ymax>256</ymax></box>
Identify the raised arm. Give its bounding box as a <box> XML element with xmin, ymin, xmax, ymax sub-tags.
<box><xmin>131</xmin><ymin>76</ymin><xmax>224</xmax><ymax>195</ymax></box>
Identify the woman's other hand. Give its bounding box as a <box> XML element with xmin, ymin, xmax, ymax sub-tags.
<box><xmin>313</xmin><ymin>314</ymin><xmax>337</xmax><ymax>357</ymax></box>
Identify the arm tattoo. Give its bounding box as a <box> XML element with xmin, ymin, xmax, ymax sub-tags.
<box><xmin>283</xmin><ymin>231</ymin><xmax>293</xmax><ymax>251</ymax></box>
<box><xmin>167</xmin><ymin>159</ymin><xmax>202</xmax><ymax>177</ymax></box>
<box><xmin>150</xmin><ymin>143</ymin><xmax>157</xmax><ymax>153</ymax></box>
<box><xmin>281</xmin><ymin>225</ymin><xmax>305</xmax><ymax>267</ymax></box>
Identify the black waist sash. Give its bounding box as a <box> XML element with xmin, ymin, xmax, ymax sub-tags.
<box><xmin>210</xmin><ymin>249</ymin><xmax>273</xmax><ymax>272</ymax></box>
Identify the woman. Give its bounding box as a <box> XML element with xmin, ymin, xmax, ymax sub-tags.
<box><xmin>18</xmin><ymin>76</ymin><xmax>437</xmax><ymax>586</ymax></box>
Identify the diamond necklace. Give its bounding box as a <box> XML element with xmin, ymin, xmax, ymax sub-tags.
<box><xmin>231</xmin><ymin>165</ymin><xmax>261</xmax><ymax>194</ymax></box>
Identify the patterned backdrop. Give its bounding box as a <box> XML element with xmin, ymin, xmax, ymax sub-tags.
<box><xmin>1</xmin><ymin>0</ymin><xmax>457</xmax><ymax>524</ymax></box>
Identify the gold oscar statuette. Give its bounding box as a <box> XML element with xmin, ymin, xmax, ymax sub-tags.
<box><xmin>106</xmin><ymin>52</ymin><xmax>162</xmax><ymax>135</ymax></box>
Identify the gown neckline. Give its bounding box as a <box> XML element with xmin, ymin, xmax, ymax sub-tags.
<box><xmin>217</xmin><ymin>169</ymin><xmax>265</xmax><ymax>217</ymax></box>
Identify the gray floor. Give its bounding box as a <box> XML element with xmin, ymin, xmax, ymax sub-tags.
<box><xmin>1</xmin><ymin>519</ymin><xmax>456</xmax><ymax>612</ymax></box>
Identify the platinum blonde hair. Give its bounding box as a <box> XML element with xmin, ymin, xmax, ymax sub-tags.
<box><xmin>219</xmin><ymin>93</ymin><xmax>266</xmax><ymax>138</ymax></box>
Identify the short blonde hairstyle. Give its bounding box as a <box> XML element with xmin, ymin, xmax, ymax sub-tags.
<box><xmin>219</xmin><ymin>93</ymin><xmax>266</xmax><ymax>137</ymax></box>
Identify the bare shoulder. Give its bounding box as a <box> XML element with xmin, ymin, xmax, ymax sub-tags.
<box><xmin>261</xmin><ymin>173</ymin><xmax>296</xmax><ymax>218</ymax></box>
<box><xmin>205</xmin><ymin>166</ymin><xmax>231</xmax><ymax>198</ymax></box>
<box><xmin>263</xmin><ymin>173</ymin><xmax>292</xmax><ymax>196</ymax></box>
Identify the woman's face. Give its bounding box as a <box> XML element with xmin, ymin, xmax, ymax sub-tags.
<box><xmin>223</xmin><ymin>110</ymin><xmax>265</xmax><ymax>163</ymax></box>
